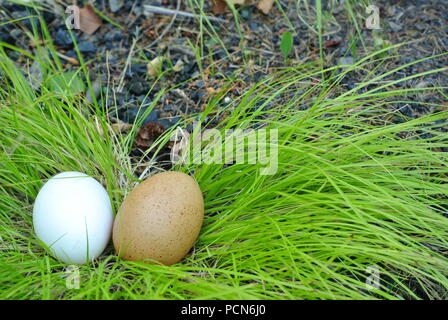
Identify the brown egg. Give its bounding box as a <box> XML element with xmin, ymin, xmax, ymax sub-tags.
<box><xmin>113</xmin><ymin>171</ymin><xmax>204</xmax><ymax>265</ymax></box>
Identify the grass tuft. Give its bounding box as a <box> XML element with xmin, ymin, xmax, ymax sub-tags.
<box><xmin>0</xmin><ymin>18</ymin><xmax>447</xmax><ymax>299</ymax></box>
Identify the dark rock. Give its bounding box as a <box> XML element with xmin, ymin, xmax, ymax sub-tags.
<box><xmin>42</xmin><ymin>10</ymin><xmax>56</xmax><ymax>24</ymax></box>
<box><xmin>78</xmin><ymin>41</ymin><xmax>97</xmax><ymax>53</ymax></box>
<box><xmin>10</xmin><ymin>28</ymin><xmax>23</xmax><ymax>39</ymax></box>
<box><xmin>104</xmin><ymin>30</ymin><xmax>125</xmax><ymax>42</ymax></box>
<box><xmin>10</xmin><ymin>10</ymin><xmax>36</xmax><ymax>29</ymax></box>
<box><xmin>143</xmin><ymin>109</ymin><xmax>160</xmax><ymax>124</ymax></box>
<box><xmin>252</xmin><ymin>71</ymin><xmax>264</xmax><ymax>82</ymax></box>
<box><xmin>2</xmin><ymin>2</ymin><xmax>25</xmax><ymax>11</ymax></box>
<box><xmin>54</xmin><ymin>30</ymin><xmax>74</xmax><ymax>47</ymax></box>
<box><xmin>124</xmin><ymin>1</ymin><xmax>134</xmax><ymax>10</ymax></box>
<box><xmin>0</xmin><ymin>24</ymin><xmax>14</xmax><ymax>44</ymax></box>
<box><xmin>213</xmin><ymin>49</ymin><xmax>226</xmax><ymax>60</ymax></box>
<box><xmin>195</xmin><ymin>80</ymin><xmax>206</xmax><ymax>88</ymax></box>
<box><xmin>396</xmin><ymin>103</ymin><xmax>413</xmax><ymax>117</ymax></box>
<box><xmin>415</xmin><ymin>23</ymin><xmax>426</xmax><ymax>31</ymax></box>
<box><xmin>127</xmin><ymin>64</ymin><xmax>147</xmax><ymax>77</ymax></box>
<box><xmin>388</xmin><ymin>21</ymin><xmax>402</xmax><ymax>32</ymax></box>
<box><xmin>191</xmin><ymin>90</ymin><xmax>206</xmax><ymax>101</ymax></box>
<box><xmin>120</xmin><ymin>107</ymin><xmax>159</xmax><ymax>125</ymax></box>
<box><xmin>240</xmin><ymin>9</ymin><xmax>250</xmax><ymax>20</ymax></box>
<box><xmin>156</xmin><ymin>117</ymin><xmax>181</xmax><ymax>129</ymax></box>
<box><xmin>230</xmin><ymin>36</ymin><xmax>239</xmax><ymax>46</ymax></box>
<box><xmin>64</xmin><ymin>50</ymin><xmax>78</xmax><ymax>60</ymax></box>
<box><xmin>109</xmin><ymin>0</ymin><xmax>124</xmax><ymax>13</ymax></box>
<box><xmin>129</xmin><ymin>79</ymin><xmax>148</xmax><ymax>95</ymax></box>
<box><xmin>249</xmin><ymin>22</ymin><xmax>259</xmax><ymax>30</ymax></box>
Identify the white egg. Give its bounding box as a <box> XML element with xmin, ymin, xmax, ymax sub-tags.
<box><xmin>33</xmin><ymin>171</ymin><xmax>114</xmax><ymax>264</ymax></box>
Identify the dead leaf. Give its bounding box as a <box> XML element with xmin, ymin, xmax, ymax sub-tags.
<box><xmin>147</xmin><ymin>56</ymin><xmax>163</xmax><ymax>76</ymax></box>
<box><xmin>111</xmin><ymin>121</ymin><xmax>133</xmax><ymax>134</ymax></box>
<box><xmin>324</xmin><ymin>40</ymin><xmax>341</xmax><ymax>48</ymax></box>
<box><xmin>135</xmin><ymin>122</ymin><xmax>165</xmax><ymax>149</ymax></box>
<box><xmin>257</xmin><ymin>0</ymin><xmax>274</xmax><ymax>14</ymax></box>
<box><xmin>94</xmin><ymin>118</ymin><xmax>132</xmax><ymax>137</ymax></box>
<box><xmin>206</xmin><ymin>87</ymin><xmax>220</xmax><ymax>95</ymax></box>
<box><xmin>212</xmin><ymin>0</ymin><xmax>227</xmax><ymax>14</ymax></box>
<box><xmin>79</xmin><ymin>4</ymin><xmax>102</xmax><ymax>35</ymax></box>
<box><xmin>172</xmin><ymin>59</ymin><xmax>185</xmax><ymax>72</ymax></box>
<box><xmin>171</xmin><ymin>128</ymin><xmax>190</xmax><ymax>163</ymax></box>
<box><xmin>212</xmin><ymin>0</ymin><xmax>248</xmax><ymax>14</ymax></box>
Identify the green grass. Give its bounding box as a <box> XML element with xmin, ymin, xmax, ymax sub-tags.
<box><xmin>1</xmin><ymin>1</ymin><xmax>448</xmax><ymax>300</ymax></box>
<box><xmin>1</xmin><ymin>36</ymin><xmax>448</xmax><ymax>299</ymax></box>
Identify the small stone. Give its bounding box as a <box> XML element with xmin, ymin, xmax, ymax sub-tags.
<box><xmin>104</xmin><ymin>30</ymin><xmax>125</xmax><ymax>42</ymax></box>
<box><xmin>11</xmin><ymin>10</ymin><xmax>36</xmax><ymax>29</ymax></box>
<box><xmin>396</xmin><ymin>103</ymin><xmax>413</xmax><ymax>117</ymax></box>
<box><xmin>10</xmin><ymin>29</ymin><xmax>23</xmax><ymax>39</ymax></box>
<box><xmin>415</xmin><ymin>80</ymin><xmax>431</xmax><ymax>89</ymax></box>
<box><xmin>213</xmin><ymin>49</ymin><xmax>226</xmax><ymax>60</ymax></box>
<box><xmin>415</xmin><ymin>23</ymin><xmax>426</xmax><ymax>31</ymax></box>
<box><xmin>86</xmin><ymin>80</ymin><xmax>101</xmax><ymax>103</ymax></box>
<box><xmin>191</xmin><ymin>90</ymin><xmax>206</xmax><ymax>101</ymax></box>
<box><xmin>109</xmin><ymin>0</ymin><xmax>124</xmax><ymax>13</ymax></box>
<box><xmin>54</xmin><ymin>29</ymin><xmax>73</xmax><ymax>47</ymax></box>
<box><xmin>249</xmin><ymin>22</ymin><xmax>259</xmax><ymax>30</ymax></box>
<box><xmin>156</xmin><ymin>117</ymin><xmax>180</xmax><ymax>129</ymax></box>
<box><xmin>78</xmin><ymin>41</ymin><xmax>97</xmax><ymax>53</ymax></box>
<box><xmin>128</xmin><ymin>63</ymin><xmax>147</xmax><ymax>77</ymax></box>
<box><xmin>195</xmin><ymin>80</ymin><xmax>206</xmax><ymax>88</ymax></box>
<box><xmin>338</xmin><ymin>56</ymin><xmax>355</xmax><ymax>66</ymax></box>
<box><xmin>143</xmin><ymin>109</ymin><xmax>160</xmax><ymax>125</ymax></box>
<box><xmin>240</xmin><ymin>9</ymin><xmax>250</xmax><ymax>20</ymax></box>
<box><xmin>388</xmin><ymin>21</ymin><xmax>402</xmax><ymax>32</ymax></box>
<box><xmin>129</xmin><ymin>79</ymin><xmax>147</xmax><ymax>95</ymax></box>
<box><xmin>0</xmin><ymin>24</ymin><xmax>14</xmax><ymax>44</ymax></box>
<box><xmin>119</xmin><ymin>107</ymin><xmax>158</xmax><ymax>125</ymax></box>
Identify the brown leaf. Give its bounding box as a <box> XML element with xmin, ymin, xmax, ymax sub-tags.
<box><xmin>206</xmin><ymin>87</ymin><xmax>220</xmax><ymax>96</ymax></box>
<box><xmin>212</xmin><ymin>0</ymin><xmax>227</xmax><ymax>14</ymax></box>
<box><xmin>79</xmin><ymin>4</ymin><xmax>102</xmax><ymax>35</ymax></box>
<box><xmin>172</xmin><ymin>59</ymin><xmax>185</xmax><ymax>72</ymax></box>
<box><xmin>111</xmin><ymin>121</ymin><xmax>133</xmax><ymax>134</ymax></box>
<box><xmin>212</xmin><ymin>0</ymin><xmax>247</xmax><ymax>14</ymax></box>
<box><xmin>257</xmin><ymin>0</ymin><xmax>274</xmax><ymax>14</ymax></box>
<box><xmin>135</xmin><ymin>122</ymin><xmax>165</xmax><ymax>149</ymax></box>
<box><xmin>324</xmin><ymin>40</ymin><xmax>341</xmax><ymax>48</ymax></box>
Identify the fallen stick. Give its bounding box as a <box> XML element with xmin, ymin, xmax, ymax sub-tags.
<box><xmin>55</xmin><ymin>52</ymin><xmax>79</xmax><ymax>65</ymax></box>
<box><xmin>143</xmin><ymin>5</ymin><xmax>227</xmax><ymax>24</ymax></box>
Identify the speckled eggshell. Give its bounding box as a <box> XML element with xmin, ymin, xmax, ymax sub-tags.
<box><xmin>113</xmin><ymin>171</ymin><xmax>204</xmax><ymax>265</ymax></box>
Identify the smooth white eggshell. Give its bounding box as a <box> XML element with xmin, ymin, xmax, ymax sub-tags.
<box><xmin>33</xmin><ymin>171</ymin><xmax>113</xmax><ymax>264</ymax></box>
